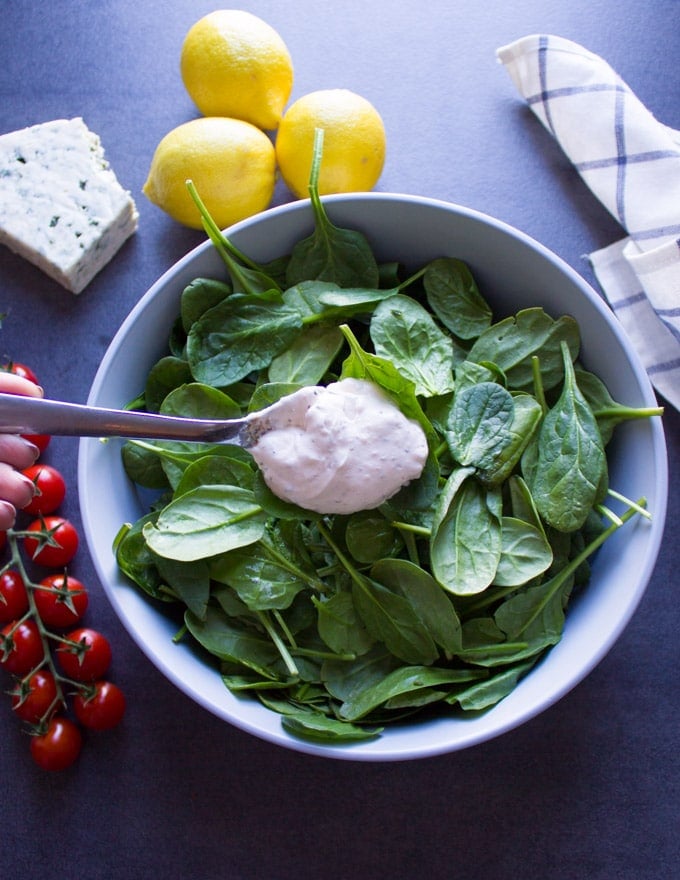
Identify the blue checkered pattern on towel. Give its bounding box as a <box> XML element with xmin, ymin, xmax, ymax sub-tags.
<box><xmin>497</xmin><ymin>34</ymin><xmax>680</xmax><ymax>409</ymax></box>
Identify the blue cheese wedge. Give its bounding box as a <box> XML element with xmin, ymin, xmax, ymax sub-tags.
<box><xmin>0</xmin><ymin>118</ymin><xmax>138</xmax><ymax>293</ymax></box>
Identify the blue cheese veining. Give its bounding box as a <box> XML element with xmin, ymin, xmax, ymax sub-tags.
<box><xmin>0</xmin><ymin>118</ymin><xmax>138</xmax><ymax>293</ymax></box>
<box><xmin>249</xmin><ymin>378</ymin><xmax>429</xmax><ymax>514</ymax></box>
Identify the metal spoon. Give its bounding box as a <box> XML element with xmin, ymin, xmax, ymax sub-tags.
<box><xmin>0</xmin><ymin>392</ymin><xmax>272</xmax><ymax>448</ymax></box>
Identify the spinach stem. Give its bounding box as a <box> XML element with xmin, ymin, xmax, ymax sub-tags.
<box><xmin>186</xmin><ymin>179</ymin><xmax>280</xmax><ymax>292</ymax></box>
<box><xmin>596</xmin><ymin>504</ymin><xmax>624</xmax><ymax>527</ymax></box>
<box><xmin>186</xmin><ymin>180</ymin><xmax>249</xmax><ymax>284</ymax></box>
<box><xmin>293</xmin><ymin>645</ymin><xmax>357</xmax><ymax>662</ymax></box>
<box><xmin>593</xmin><ymin>405</ymin><xmax>664</xmax><ymax>420</ymax></box>
<box><xmin>460</xmin><ymin>582</ymin><xmax>524</xmax><ymax>616</ymax></box>
<box><xmin>390</xmin><ymin>520</ymin><xmax>431</xmax><ymax>537</ymax></box>
<box><xmin>261</xmin><ymin>537</ymin><xmax>328</xmax><ymax>593</ymax></box>
<box><xmin>434</xmin><ymin>440</ymin><xmax>449</xmax><ymax>459</ymax></box>
<box><xmin>392</xmin><ymin>520</ymin><xmax>429</xmax><ymax>566</ymax></box>
<box><xmin>511</xmin><ymin>498</ymin><xmax>646</xmax><ymax>639</ymax></box>
<box><xmin>273</xmin><ymin>609</ymin><xmax>298</xmax><ymax>650</ymax></box>
<box><xmin>172</xmin><ymin>623</ymin><xmax>188</xmax><ymax>644</ymax></box>
<box><xmin>396</xmin><ymin>264</ymin><xmax>428</xmax><ymax>292</ymax></box>
<box><xmin>401</xmin><ymin>529</ymin><xmax>421</xmax><ymax>566</ymax></box>
<box><xmin>256</xmin><ymin>611</ymin><xmax>299</xmax><ymax>678</ymax></box>
<box><xmin>317</xmin><ymin>521</ymin><xmax>364</xmax><ymax>590</ymax></box>
<box><xmin>531</xmin><ymin>355</ymin><xmax>547</xmax><ymax>414</ymax></box>
<box><xmin>607</xmin><ymin>488</ymin><xmax>652</xmax><ymax>520</ymax></box>
<box><xmin>461</xmin><ymin>641</ymin><xmax>530</xmax><ymax>656</ymax></box>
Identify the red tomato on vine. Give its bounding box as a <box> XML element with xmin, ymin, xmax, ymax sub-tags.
<box><xmin>12</xmin><ymin>669</ymin><xmax>59</xmax><ymax>724</ymax></box>
<box><xmin>0</xmin><ymin>569</ymin><xmax>29</xmax><ymax>624</ymax></box>
<box><xmin>73</xmin><ymin>680</ymin><xmax>126</xmax><ymax>730</ymax></box>
<box><xmin>34</xmin><ymin>573</ymin><xmax>88</xmax><ymax>628</ymax></box>
<box><xmin>21</xmin><ymin>464</ymin><xmax>66</xmax><ymax>516</ymax></box>
<box><xmin>0</xmin><ymin>619</ymin><xmax>44</xmax><ymax>675</ymax></box>
<box><xmin>56</xmin><ymin>628</ymin><xmax>112</xmax><ymax>681</ymax></box>
<box><xmin>23</xmin><ymin>516</ymin><xmax>79</xmax><ymax>568</ymax></box>
<box><xmin>30</xmin><ymin>716</ymin><xmax>82</xmax><ymax>771</ymax></box>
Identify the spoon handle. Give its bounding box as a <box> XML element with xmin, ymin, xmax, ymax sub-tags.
<box><xmin>0</xmin><ymin>393</ymin><xmax>248</xmax><ymax>444</ymax></box>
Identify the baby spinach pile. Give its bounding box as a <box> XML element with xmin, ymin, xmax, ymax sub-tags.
<box><xmin>114</xmin><ymin>148</ymin><xmax>661</xmax><ymax>744</ymax></box>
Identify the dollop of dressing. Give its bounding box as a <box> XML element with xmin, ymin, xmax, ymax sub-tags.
<box><xmin>249</xmin><ymin>378</ymin><xmax>428</xmax><ymax>514</ymax></box>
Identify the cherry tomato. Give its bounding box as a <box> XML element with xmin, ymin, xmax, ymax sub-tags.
<box><xmin>23</xmin><ymin>516</ymin><xmax>79</xmax><ymax>567</ymax></box>
<box><xmin>12</xmin><ymin>669</ymin><xmax>59</xmax><ymax>724</ymax></box>
<box><xmin>57</xmin><ymin>627</ymin><xmax>111</xmax><ymax>681</ymax></box>
<box><xmin>34</xmin><ymin>572</ymin><xmax>88</xmax><ymax>628</ymax></box>
<box><xmin>0</xmin><ymin>619</ymin><xmax>44</xmax><ymax>675</ymax></box>
<box><xmin>73</xmin><ymin>680</ymin><xmax>126</xmax><ymax>730</ymax></box>
<box><xmin>0</xmin><ymin>569</ymin><xmax>29</xmax><ymax>624</ymax></box>
<box><xmin>30</xmin><ymin>715</ymin><xmax>82</xmax><ymax>771</ymax></box>
<box><xmin>0</xmin><ymin>530</ymin><xmax>6</xmax><ymax>552</ymax></box>
<box><xmin>21</xmin><ymin>464</ymin><xmax>66</xmax><ymax>516</ymax></box>
<box><xmin>3</xmin><ymin>362</ymin><xmax>40</xmax><ymax>385</ymax></box>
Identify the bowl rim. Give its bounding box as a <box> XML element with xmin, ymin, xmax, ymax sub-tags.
<box><xmin>78</xmin><ymin>192</ymin><xmax>669</xmax><ymax>761</ymax></box>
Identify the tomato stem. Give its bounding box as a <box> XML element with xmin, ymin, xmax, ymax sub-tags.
<box><xmin>5</xmin><ymin>530</ymin><xmax>70</xmax><ymax>719</ymax></box>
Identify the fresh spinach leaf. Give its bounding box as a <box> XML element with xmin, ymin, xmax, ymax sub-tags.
<box><xmin>185</xmin><ymin>606</ymin><xmax>282</xmax><ymax>678</ymax></box>
<box><xmin>284</xmin><ymin>130</ymin><xmax>380</xmax><ymax>289</ymax></box>
<box><xmin>174</xmin><ymin>453</ymin><xmax>255</xmax><ymax>497</ymax></box>
<box><xmin>161</xmin><ymin>381</ymin><xmax>242</xmax><ymax>421</ymax></box>
<box><xmin>477</xmin><ymin>393</ymin><xmax>543</xmax><ymax>487</ymax></box>
<box><xmin>345</xmin><ymin>513</ymin><xmax>403</xmax><ymax>563</ymax></box>
<box><xmin>492</xmin><ymin>517</ymin><xmax>553</xmax><ymax>587</ymax></box>
<box><xmin>181</xmin><ymin>277</ymin><xmax>231</xmax><ymax>333</ymax></box>
<box><xmin>370</xmin><ymin>294</ymin><xmax>456</xmax><ymax>396</ymax></box>
<box><xmin>268</xmin><ymin>322</ymin><xmax>344</xmax><ymax>385</ymax></box>
<box><xmin>339</xmin><ymin>665</ymin><xmax>485</xmax><ymax>722</ymax></box>
<box><xmin>186</xmin><ymin>292</ymin><xmax>303</xmax><ymax>386</ymax></box>
<box><xmin>113</xmin><ymin>515</ymin><xmax>165</xmax><ymax>601</ymax></box>
<box><xmin>321</xmin><ymin>646</ymin><xmax>396</xmax><ymax>702</ymax></box>
<box><xmin>156</xmin><ymin>556</ymin><xmax>211</xmax><ymax>620</ymax></box>
<box><xmin>525</xmin><ymin>342</ymin><xmax>607</xmax><ymax>532</ymax></box>
<box><xmin>575</xmin><ymin>367</ymin><xmax>664</xmax><ymax>445</ymax></box>
<box><xmin>281</xmin><ymin>708</ymin><xmax>383</xmax><ymax>743</ymax></box>
<box><xmin>352</xmin><ymin>575</ymin><xmax>439</xmax><ymax>665</ymax></box>
<box><xmin>451</xmin><ymin>659</ymin><xmax>537</xmax><ymax>711</ymax></box>
<box><xmin>315</xmin><ymin>590</ymin><xmax>375</xmax><ymax>656</ymax></box>
<box><xmin>144</xmin><ymin>356</ymin><xmax>193</xmax><ymax>413</ymax></box>
<box><xmin>210</xmin><ymin>541</ymin><xmax>309</xmax><ymax>611</ymax></box>
<box><xmin>121</xmin><ymin>441</ymin><xmax>170</xmax><ymax>489</ymax></box>
<box><xmin>424</xmin><ymin>257</ymin><xmax>492</xmax><ymax>340</ymax></box>
<box><xmin>431</xmin><ymin>477</ymin><xmax>502</xmax><ymax>595</ymax></box>
<box><xmin>371</xmin><ymin>557</ymin><xmax>462</xmax><ymax>654</ymax></box>
<box><xmin>467</xmin><ymin>308</ymin><xmax>580</xmax><ymax>391</ymax></box>
<box><xmin>143</xmin><ymin>485</ymin><xmax>267</xmax><ymax>562</ymax></box>
<box><xmin>446</xmin><ymin>381</ymin><xmax>515</xmax><ymax>469</ymax></box>
<box><xmin>187</xmin><ymin>180</ymin><xmax>282</xmax><ymax>295</ymax></box>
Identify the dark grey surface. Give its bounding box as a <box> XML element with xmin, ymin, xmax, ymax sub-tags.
<box><xmin>1</xmin><ymin>2</ymin><xmax>678</xmax><ymax>878</ymax></box>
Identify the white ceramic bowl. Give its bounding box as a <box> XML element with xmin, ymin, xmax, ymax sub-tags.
<box><xmin>78</xmin><ymin>194</ymin><xmax>668</xmax><ymax>761</ymax></box>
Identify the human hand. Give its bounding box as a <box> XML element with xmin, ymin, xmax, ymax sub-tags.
<box><xmin>0</xmin><ymin>372</ymin><xmax>44</xmax><ymax>530</ymax></box>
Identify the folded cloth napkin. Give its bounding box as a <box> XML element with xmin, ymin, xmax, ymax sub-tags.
<box><xmin>497</xmin><ymin>34</ymin><xmax>680</xmax><ymax>410</ymax></box>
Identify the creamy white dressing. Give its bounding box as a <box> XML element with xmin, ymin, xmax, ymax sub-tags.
<box><xmin>249</xmin><ymin>378</ymin><xmax>428</xmax><ymax>514</ymax></box>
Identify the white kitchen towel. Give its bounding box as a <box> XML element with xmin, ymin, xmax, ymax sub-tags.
<box><xmin>497</xmin><ymin>34</ymin><xmax>680</xmax><ymax>409</ymax></box>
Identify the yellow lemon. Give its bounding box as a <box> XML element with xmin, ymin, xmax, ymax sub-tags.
<box><xmin>275</xmin><ymin>89</ymin><xmax>386</xmax><ymax>198</ymax></box>
<box><xmin>180</xmin><ymin>10</ymin><xmax>294</xmax><ymax>131</ymax></box>
<box><xmin>143</xmin><ymin>117</ymin><xmax>276</xmax><ymax>229</ymax></box>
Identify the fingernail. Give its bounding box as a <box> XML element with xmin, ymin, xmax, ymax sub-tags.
<box><xmin>18</xmin><ymin>472</ymin><xmax>38</xmax><ymax>496</ymax></box>
<box><xmin>22</xmin><ymin>439</ymin><xmax>41</xmax><ymax>462</ymax></box>
<box><xmin>0</xmin><ymin>500</ymin><xmax>17</xmax><ymax>529</ymax></box>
